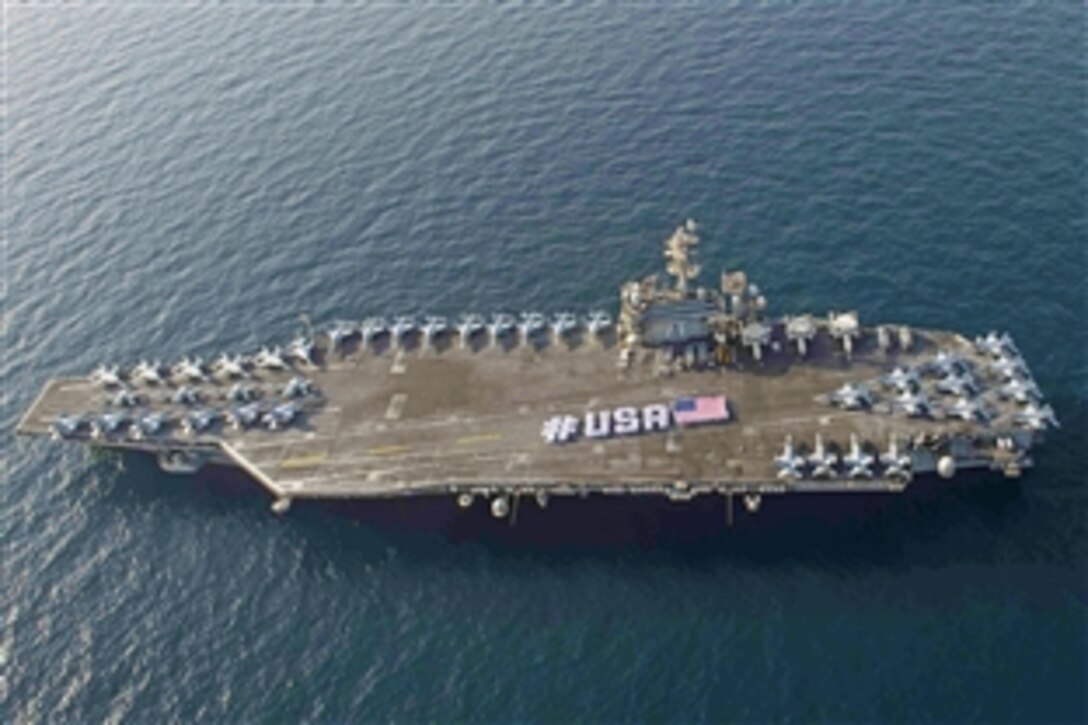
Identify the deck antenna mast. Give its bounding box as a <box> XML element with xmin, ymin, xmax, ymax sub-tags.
<box><xmin>664</xmin><ymin>219</ymin><xmax>701</xmax><ymax>297</ymax></box>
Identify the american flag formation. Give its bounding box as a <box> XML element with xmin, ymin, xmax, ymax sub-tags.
<box><xmin>671</xmin><ymin>396</ymin><xmax>730</xmax><ymax>426</ymax></box>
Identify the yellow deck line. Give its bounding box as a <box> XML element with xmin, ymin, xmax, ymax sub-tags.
<box><xmin>456</xmin><ymin>433</ymin><xmax>503</xmax><ymax>445</ymax></box>
<box><xmin>279</xmin><ymin>453</ymin><xmax>328</xmax><ymax>470</ymax></box>
<box><xmin>368</xmin><ymin>444</ymin><xmax>411</xmax><ymax>456</ymax></box>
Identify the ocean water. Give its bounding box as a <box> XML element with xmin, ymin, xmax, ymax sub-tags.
<box><xmin>3</xmin><ymin>2</ymin><xmax>1086</xmax><ymax>721</ymax></box>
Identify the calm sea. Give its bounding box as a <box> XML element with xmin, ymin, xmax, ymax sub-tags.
<box><xmin>3</xmin><ymin>2</ymin><xmax>1086</xmax><ymax>721</ymax></box>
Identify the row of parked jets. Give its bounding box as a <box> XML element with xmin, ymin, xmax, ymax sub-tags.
<box><xmin>774</xmin><ymin>434</ymin><xmax>912</xmax><ymax>481</ymax></box>
<box><xmin>823</xmin><ymin>334</ymin><xmax>1058</xmax><ymax>431</ymax></box>
<box><xmin>108</xmin><ymin>375</ymin><xmax>315</xmax><ymax>408</ymax></box>
<box><xmin>88</xmin><ymin>311</ymin><xmax>616</xmax><ymax>389</ymax></box>
<box><xmin>324</xmin><ymin>311</ymin><xmax>614</xmax><ymax>354</ymax></box>
<box><xmin>51</xmin><ymin>399</ymin><xmax>302</xmax><ymax>441</ymax></box>
<box><xmin>973</xmin><ymin>332</ymin><xmax>1059</xmax><ymax>430</ymax></box>
<box><xmin>91</xmin><ymin>343</ymin><xmax>315</xmax><ymax>389</ymax></box>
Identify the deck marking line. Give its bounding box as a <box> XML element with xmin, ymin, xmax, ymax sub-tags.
<box><xmin>279</xmin><ymin>453</ymin><xmax>327</xmax><ymax>470</ymax></box>
<box><xmin>368</xmin><ymin>444</ymin><xmax>410</xmax><ymax>456</ymax></box>
<box><xmin>456</xmin><ymin>433</ymin><xmax>503</xmax><ymax>445</ymax></box>
<box><xmin>385</xmin><ymin>393</ymin><xmax>408</xmax><ymax>420</ymax></box>
<box><xmin>391</xmin><ymin>351</ymin><xmax>406</xmax><ymax>375</ymax></box>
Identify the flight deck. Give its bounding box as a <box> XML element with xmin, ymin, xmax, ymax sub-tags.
<box><xmin>16</xmin><ymin>326</ymin><xmax>1045</xmax><ymax>511</ymax></box>
<box><xmin>15</xmin><ymin>221</ymin><xmax>1058</xmax><ymax>518</ymax></box>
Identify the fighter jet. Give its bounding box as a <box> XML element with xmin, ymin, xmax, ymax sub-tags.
<box><xmin>785</xmin><ymin>315</ymin><xmax>817</xmax><ymax>356</ymax></box>
<box><xmin>774</xmin><ymin>435</ymin><xmax>806</xmax><ymax>481</ymax></box>
<box><xmin>112</xmin><ymin>389</ymin><xmax>141</xmax><ymax>408</ymax></box>
<box><xmin>286</xmin><ymin>336</ymin><xmax>317</xmax><ymax>367</ymax></box>
<box><xmin>390</xmin><ymin>317</ymin><xmax>418</xmax><ymax>347</ymax></box>
<box><xmin>830</xmin><ymin>382</ymin><xmax>872</xmax><ymax>410</ymax></box>
<box><xmin>325</xmin><ymin>321</ymin><xmax>359</xmax><ymax>354</ymax></box>
<box><xmin>975</xmin><ymin>331</ymin><xmax>1018</xmax><ymax>358</ymax></box>
<box><xmin>91</xmin><ymin>411</ymin><xmax>128</xmax><ymax>439</ymax></box>
<box><xmin>741</xmin><ymin>321</ymin><xmax>773</xmax><ymax>362</ymax></box>
<box><xmin>881</xmin><ymin>435</ymin><xmax>912</xmax><ymax>481</ymax></box>
<box><xmin>828</xmin><ymin>311</ymin><xmax>860</xmax><ymax>357</ymax></box>
<box><xmin>421</xmin><ymin>316</ymin><xmax>449</xmax><ymax>345</ymax></box>
<box><xmin>881</xmin><ymin>366</ymin><xmax>920</xmax><ymax>393</ymax></box>
<box><xmin>281</xmin><ymin>376</ymin><xmax>314</xmax><ymax>399</ymax></box>
<box><xmin>50</xmin><ymin>414</ymin><xmax>84</xmax><ymax>440</ymax></box>
<box><xmin>926</xmin><ymin>350</ymin><xmax>968</xmax><ymax>378</ymax></box>
<box><xmin>947</xmin><ymin>396</ymin><xmax>987</xmax><ymax>422</ymax></box>
<box><xmin>131</xmin><ymin>411</ymin><xmax>169</xmax><ymax>440</ymax></box>
<box><xmin>131</xmin><ymin>360</ymin><xmax>166</xmax><ymax>386</ymax></box>
<box><xmin>807</xmin><ymin>433</ymin><xmax>838</xmax><ymax>478</ymax></box>
<box><xmin>935</xmin><ymin>371</ymin><xmax>979</xmax><ymax>397</ymax></box>
<box><xmin>225</xmin><ymin>403</ymin><xmax>262</xmax><ymax>430</ymax></box>
<box><xmin>999</xmin><ymin>377</ymin><xmax>1041</xmax><ymax>404</ymax></box>
<box><xmin>360</xmin><ymin>317</ymin><xmax>389</xmax><ymax>345</ymax></box>
<box><xmin>876</xmin><ymin>325</ymin><xmax>892</xmax><ymax>352</ymax></box>
<box><xmin>894</xmin><ymin>389</ymin><xmax>930</xmax><ymax>418</ymax></box>
<box><xmin>489</xmin><ymin>313</ymin><xmax>518</xmax><ymax>340</ymax></box>
<box><xmin>991</xmin><ymin>354</ymin><xmax>1028</xmax><ymax>381</ymax></box>
<box><xmin>212</xmin><ymin>353</ymin><xmax>249</xmax><ymax>380</ymax></box>
<box><xmin>519</xmin><ymin>312</ymin><xmax>548</xmax><ymax>339</ymax></box>
<box><xmin>172</xmin><ymin>356</ymin><xmax>207</xmax><ymax>383</ymax></box>
<box><xmin>1014</xmin><ymin>403</ymin><xmax>1060</xmax><ymax>431</ymax></box>
<box><xmin>843</xmin><ymin>434</ymin><xmax>874</xmax><ymax>479</ymax></box>
<box><xmin>171</xmin><ymin>385</ymin><xmax>201</xmax><ymax>406</ymax></box>
<box><xmin>252</xmin><ymin>346</ymin><xmax>288</xmax><ymax>371</ymax></box>
<box><xmin>585</xmin><ymin>310</ymin><xmax>614</xmax><ymax>337</ymax></box>
<box><xmin>457</xmin><ymin>314</ymin><xmax>486</xmax><ymax>346</ymax></box>
<box><xmin>552</xmin><ymin>312</ymin><xmax>580</xmax><ymax>341</ymax></box>
<box><xmin>181</xmin><ymin>408</ymin><xmax>217</xmax><ymax>435</ymax></box>
<box><xmin>263</xmin><ymin>402</ymin><xmax>299</xmax><ymax>430</ymax></box>
<box><xmin>226</xmin><ymin>382</ymin><xmax>257</xmax><ymax>402</ymax></box>
<box><xmin>90</xmin><ymin>364</ymin><xmax>124</xmax><ymax>389</ymax></box>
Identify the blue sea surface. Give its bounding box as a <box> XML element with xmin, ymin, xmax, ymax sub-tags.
<box><xmin>3</xmin><ymin>3</ymin><xmax>1086</xmax><ymax>721</ymax></box>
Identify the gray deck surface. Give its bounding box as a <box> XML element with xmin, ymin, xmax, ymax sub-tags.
<box><xmin>17</xmin><ymin>327</ymin><xmax>1021</xmax><ymax>500</ymax></box>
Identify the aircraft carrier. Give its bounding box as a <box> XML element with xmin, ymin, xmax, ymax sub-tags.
<box><xmin>15</xmin><ymin>221</ymin><xmax>1060</xmax><ymax>519</ymax></box>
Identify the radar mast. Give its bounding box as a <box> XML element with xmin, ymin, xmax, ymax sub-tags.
<box><xmin>664</xmin><ymin>219</ymin><xmax>701</xmax><ymax>296</ymax></box>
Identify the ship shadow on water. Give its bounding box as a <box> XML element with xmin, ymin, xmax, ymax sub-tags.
<box><xmin>301</xmin><ymin>474</ymin><xmax>1028</xmax><ymax>564</ymax></box>
<box><xmin>97</xmin><ymin>449</ymin><xmax>1029</xmax><ymax>566</ymax></box>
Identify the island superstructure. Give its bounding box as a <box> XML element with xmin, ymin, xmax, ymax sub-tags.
<box><xmin>16</xmin><ymin>221</ymin><xmax>1060</xmax><ymax>518</ymax></box>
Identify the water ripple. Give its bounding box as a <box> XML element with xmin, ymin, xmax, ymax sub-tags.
<box><xmin>3</xmin><ymin>2</ymin><xmax>1085</xmax><ymax>722</ymax></box>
